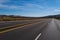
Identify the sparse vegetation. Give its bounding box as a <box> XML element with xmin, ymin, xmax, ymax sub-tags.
<box><xmin>0</xmin><ymin>15</ymin><xmax>40</xmax><ymax>21</ymax></box>
<box><xmin>1</xmin><ymin>14</ymin><xmax>60</xmax><ymax>21</ymax></box>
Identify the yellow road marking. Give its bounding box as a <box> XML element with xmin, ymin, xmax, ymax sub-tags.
<box><xmin>0</xmin><ymin>20</ymin><xmax>40</xmax><ymax>30</ymax></box>
<box><xmin>0</xmin><ymin>21</ymin><xmax>41</xmax><ymax>34</ymax></box>
<box><xmin>0</xmin><ymin>22</ymin><xmax>32</xmax><ymax>30</ymax></box>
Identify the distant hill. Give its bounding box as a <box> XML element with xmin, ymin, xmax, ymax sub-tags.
<box><xmin>0</xmin><ymin>15</ymin><xmax>39</xmax><ymax>21</ymax></box>
<box><xmin>0</xmin><ymin>14</ymin><xmax>60</xmax><ymax>21</ymax></box>
<box><xmin>42</xmin><ymin>14</ymin><xmax>60</xmax><ymax>19</ymax></box>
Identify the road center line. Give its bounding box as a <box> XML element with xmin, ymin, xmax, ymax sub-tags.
<box><xmin>35</xmin><ymin>33</ymin><xmax>41</xmax><ymax>40</ymax></box>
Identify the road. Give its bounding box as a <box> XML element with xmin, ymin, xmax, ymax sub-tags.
<box><xmin>38</xmin><ymin>19</ymin><xmax>60</xmax><ymax>40</ymax></box>
<box><xmin>0</xmin><ymin>19</ymin><xmax>44</xmax><ymax>31</ymax></box>
<box><xmin>0</xmin><ymin>20</ymin><xmax>34</xmax><ymax>28</ymax></box>
<box><xmin>0</xmin><ymin>19</ymin><xmax>60</xmax><ymax>40</ymax></box>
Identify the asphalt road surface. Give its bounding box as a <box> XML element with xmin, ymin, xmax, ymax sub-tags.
<box><xmin>1</xmin><ymin>19</ymin><xmax>60</xmax><ymax>40</ymax></box>
<box><xmin>0</xmin><ymin>20</ymin><xmax>34</xmax><ymax>28</ymax></box>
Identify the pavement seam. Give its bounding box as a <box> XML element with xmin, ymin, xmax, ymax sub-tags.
<box><xmin>34</xmin><ymin>20</ymin><xmax>50</xmax><ymax>40</ymax></box>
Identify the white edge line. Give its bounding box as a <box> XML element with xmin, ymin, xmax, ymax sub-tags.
<box><xmin>35</xmin><ymin>33</ymin><xmax>41</xmax><ymax>40</ymax></box>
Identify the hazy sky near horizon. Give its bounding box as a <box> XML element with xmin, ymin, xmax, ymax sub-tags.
<box><xmin>0</xmin><ymin>0</ymin><xmax>60</xmax><ymax>17</ymax></box>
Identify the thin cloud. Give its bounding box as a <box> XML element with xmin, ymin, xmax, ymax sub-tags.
<box><xmin>54</xmin><ymin>9</ymin><xmax>60</xmax><ymax>12</ymax></box>
<box><xmin>25</xmin><ymin>3</ymin><xmax>44</xmax><ymax>9</ymax></box>
<box><xmin>0</xmin><ymin>0</ymin><xmax>10</xmax><ymax>3</ymax></box>
<box><xmin>0</xmin><ymin>3</ymin><xmax>23</xmax><ymax>10</ymax></box>
<box><xmin>0</xmin><ymin>3</ymin><xmax>44</xmax><ymax>11</ymax></box>
<box><xmin>0</xmin><ymin>0</ymin><xmax>45</xmax><ymax>11</ymax></box>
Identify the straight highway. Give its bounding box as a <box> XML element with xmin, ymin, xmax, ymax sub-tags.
<box><xmin>0</xmin><ymin>19</ymin><xmax>60</xmax><ymax>40</ymax></box>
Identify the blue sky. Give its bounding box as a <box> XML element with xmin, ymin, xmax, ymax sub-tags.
<box><xmin>0</xmin><ymin>0</ymin><xmax>60</xmax><ymax>17</ymax></box>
